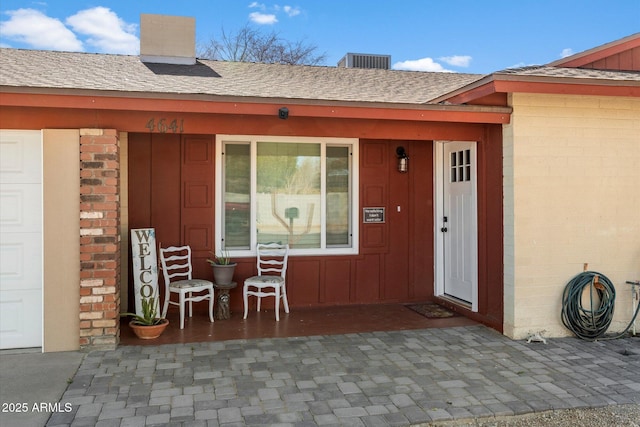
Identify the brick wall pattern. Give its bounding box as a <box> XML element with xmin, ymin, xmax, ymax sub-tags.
<box><xmin>78</xmin><ymin>129</ymin><xmax>121</xmax><ymax>348</ymax></box>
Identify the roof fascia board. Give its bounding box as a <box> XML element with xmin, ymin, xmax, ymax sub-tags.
<box><xmin>492</xmin><ymin>76</ymin><xmax>640</xmax><ymax>97</ymax></box>
<box><xmin>429</xmin><ymin>75</ymin><xmax>496</xmax><ymax>104</ymax></box>
<box><xmin>433</xmin><ymin>74</ymin><xmax>640</xmax><ymax>104</ymax></box>
<box><xmin>432</xmin><ymin>81</ymin><xmax>498</xmax><ymax>104</ymax></box>
<box><xmin>0</xmin><ymin>90</ymin><xmax>511</xmax><ymax>124</ymax></box>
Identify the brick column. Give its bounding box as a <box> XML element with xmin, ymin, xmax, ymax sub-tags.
<box><xmin>79</xmin><ymin>129</ymin><xmax>121</xmax><ymax>349</ymax></box>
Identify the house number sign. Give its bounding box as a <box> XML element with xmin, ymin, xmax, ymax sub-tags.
<box><xmin>363</xmin><ymin>207</ymin><xmax>385</xmax><ymax>223</ymax></box>
<box><xmin>130</xmin><ymin>228</ymin><xmax>160</xmax><ymax>316</ymax></box>
<box><xmin>145</xmin><ymin>118</ymin><xmax>184</xmax><ymax>133</ymax></box>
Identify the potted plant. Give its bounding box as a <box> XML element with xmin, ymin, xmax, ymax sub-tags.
<box><xmin>125</xmin><ymin>296</ymin><xmax>169</xmax><ymax>339</ymax></box>
<box><xmin>207</xmin><ymin>249</ymin><xmax>237</xmax><ymax>285</ymax></box>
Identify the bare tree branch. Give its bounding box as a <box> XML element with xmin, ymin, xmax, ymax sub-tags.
<box><xmin>197</xmin><ymin>24</ymin><xmax>327</xmax><ymax>66</ymax></box>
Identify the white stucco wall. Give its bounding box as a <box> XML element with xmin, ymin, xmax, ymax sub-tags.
<box><xmin>503</xmin><ymin>93</ymin><xmax>640</xmax><ymax>339</ymax></box>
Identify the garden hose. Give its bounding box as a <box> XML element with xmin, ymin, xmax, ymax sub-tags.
<box><xmin>561</xmin><ymin>271</ymin><xmax>640</xmax><ymax>341</ymax></box>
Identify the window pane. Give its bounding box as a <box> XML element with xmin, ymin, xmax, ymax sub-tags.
<box><xmin>326</xmin><ymin>146</ymin><xmax>350</xmax><ymax>246</ymax></box>
<box><xmin>257</xmin><ymin>142</ymin><xmax>321</xmax><ymax>249</ymax></box>
<box><xmin>224</xmin><ymin>144</ymin><xmax>250</xmax><ymax>249</ymax></box>
<box><xmin>450</xmin><ymin>152</ymin><xmax>457</xmax><ymax>182</ymax></box>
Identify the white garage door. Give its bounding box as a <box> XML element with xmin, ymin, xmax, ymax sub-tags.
<box><xmin>0</xmin><ymin>130</ymin><xmax>43</xmax><ymax>350</ymax></box>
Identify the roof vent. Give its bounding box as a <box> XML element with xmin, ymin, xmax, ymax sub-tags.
<box><xmin>338</xmin><ymin>53</ymin><xmax>391</xmax><ymax>69</ymax></box>
<box><xmin>140</xmin><ymin>14</ymin><xmax>196</xmax><ymax>65</ymax></box>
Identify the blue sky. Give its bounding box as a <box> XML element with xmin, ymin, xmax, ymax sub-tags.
<box><xmin>0</xmin><ymin>1</ymin><xmax>638</xmax><ymax>74</ymax></box>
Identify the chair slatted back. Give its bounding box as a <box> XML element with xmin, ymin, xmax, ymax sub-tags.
<box><xmin>160</xmin><ymin>246</ymin><xmax>194</xmax><ymax>284</ymax></box>
<box><xmin>256</xmin><ymin>243</ymin><xmax>289</xmax><ymax>278</ymax></box>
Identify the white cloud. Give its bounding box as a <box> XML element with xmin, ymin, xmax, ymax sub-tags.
<box><xmin>439</xmin><ymin>55</ymin><xmax>472</xmax><ymax>67</ymax></box>
<box><xmin>283</xmin><ymin>6</ymin><xmax>301</xmax><ymax>17</ymax></box>
<box><xmin>251</xmin><ymin>3</ymin><xmax>301</xmax><ymax>23</ymax></box>
<box><xmin>392</xmin><ymin>57</ymin><xmax>454</xmax><ymax>72</ymax></box>
<box><xmin>561</xmin><ymin>48</ymin><xmax>574</xmax><ymax>58</ymax></box>
<box><xmin>0</xmin><ymin>8</ymin><xmax>83</xmax><ymax>51</ymax></box>
<box><xmin>66</xmin><ymin>7</ymin><xmax>138</xmax><ymax>54</ymax></box>
<box><xmin>0</xmin><ymin>7</ymin><xmax>138</xmax><ymax>54</ymax></box>
<box><xmin>249</xmin><ymin>11</ymin><xmax>278</xmax><ymax>24</ymax></box>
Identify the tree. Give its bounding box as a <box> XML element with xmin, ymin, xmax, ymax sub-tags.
<box><xmin>198</xmin><ymin>24</ymin><xmax>326</xmax><ymax>66</ymax></box>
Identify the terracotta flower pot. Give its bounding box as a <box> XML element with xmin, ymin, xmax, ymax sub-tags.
<box><xmin>129</xmin><ymin>319</ymin><xmax>169</xmax><ymax>339</ymax></box>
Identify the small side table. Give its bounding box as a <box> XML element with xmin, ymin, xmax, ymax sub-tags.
<box><xmin>214</xmin><ymin>281</ymin><xmax>237</xmax><ymax>320</ymax></box>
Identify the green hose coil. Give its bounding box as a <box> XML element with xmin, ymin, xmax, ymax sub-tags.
<box><xmin>561</xmin><ymin>271</ymin><xmax>616</xmax><ymax>340</ymax></box>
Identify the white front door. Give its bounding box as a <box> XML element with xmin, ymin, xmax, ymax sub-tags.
<box><xmin>0</xmin><ymin>130</ymin><xmax>43</xmax><ymax>349</ymax></box>
<box><xmin>435</xmin><ymin>141</ymin><xmax>478</xmax><ymax>310</ymax></box>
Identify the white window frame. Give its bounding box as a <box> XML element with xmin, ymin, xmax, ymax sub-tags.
<box><xmin>215</xmin><ymin>135</ymin><xmax>359</xmax><ymax>257</ymax></box>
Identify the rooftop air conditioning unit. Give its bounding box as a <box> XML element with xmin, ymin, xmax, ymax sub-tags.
<box><xmin>338</xmin><ymin>53</ymin><xmax>391</xmax><ymax>70</ymax></box>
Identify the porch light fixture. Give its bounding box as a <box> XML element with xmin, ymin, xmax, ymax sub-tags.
<box><xmin>396</xmin><ymin>146</ymin><xmax>408</xmax><ymax>173</ymax></box>
<box><xmin>278</xmin><ymin>107</ymin><xmax>289</xmax><ymax>119</ymax></box>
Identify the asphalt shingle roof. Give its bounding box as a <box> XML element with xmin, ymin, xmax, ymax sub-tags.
<box><xmin>0</xmin><ymin>48</ymin><xmax>485</xmax><ymax>104</ymax></box>
<box><xmin>495</xmin><ymin>65</ymin><xmax>640</xmax><ymax>81</ymax></box>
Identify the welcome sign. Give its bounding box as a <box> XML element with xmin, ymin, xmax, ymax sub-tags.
<box><xmin>130</xmin><ymin>228</ymin><xmax>160</xmax><ymax>316</ymax></box>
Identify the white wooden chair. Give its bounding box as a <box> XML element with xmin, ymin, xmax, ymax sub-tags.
<box><xmin>243</xmin><ymin>243</ymin><xmax>290</xmax><ymax>321</ymax></box>
<box><xmin>159</xmin><ymin>245</ymin><xmax>214</xmax><ymax>329</ymax></box>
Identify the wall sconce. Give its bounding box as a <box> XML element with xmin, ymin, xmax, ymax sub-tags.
<box><xmin>396</xmin><ymin>146</ymin><xmax>409</xmax><ymax>173</ymax></box>
<box><xmin>278</xmin><ymin>107</ymin><xmax>289</xmax><ymax>119</ymax></box>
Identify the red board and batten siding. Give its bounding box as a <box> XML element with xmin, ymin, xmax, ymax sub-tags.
<box><xmin>128</xmin><ymin>123</ymin><xmax>503</xmax><ymax>331</ymax></box>
<box><xmin>558</xmin><ymin>46</ymin><xmax>640</xmax><ymax>71</ymax></box>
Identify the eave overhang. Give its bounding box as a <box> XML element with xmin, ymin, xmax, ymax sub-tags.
<box><xmin>0</xmin><ymin>87</ymin><xmax>512</xmax><ymax>124</ymax></box>
<box><xmin>431</xmin><ymin>74</ymin><xmax>640</xmax><ymax>105</ymax></box>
